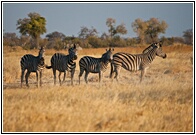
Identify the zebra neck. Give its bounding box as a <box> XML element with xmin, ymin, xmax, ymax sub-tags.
<box><xmin>100</xmin><ymin>57</ymin><xmax>109</xmax><ymax>63</ymax></box>
<box><xmin>100</xmin><ymin>60</ymin><xmax>110</xmax><ymax>68</ymax></box>
<box><xmin>144</xmin><ymin>49</ymin><xmax>157</xmax><ymax>63</ymax></box>
<box><xmin>38</xmin><ymin>53</ymin><xmax>44</xmax><ymax>59</ymax></box>
<box><xmin>68</xmin><ymin>59</ymin><xmax>76</xmax><ymax>65</ymax></box>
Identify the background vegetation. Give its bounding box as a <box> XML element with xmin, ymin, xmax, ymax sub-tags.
<box><xmin>3</xmin><ymin>12</ymin><xmax>193</xmax><ymax>50</ymax></box>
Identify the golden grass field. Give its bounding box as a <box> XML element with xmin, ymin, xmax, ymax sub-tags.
<box><xmin>3</xmin><ymin>44</ymin><xmax>193</xmax><ymax>132</ymax></box>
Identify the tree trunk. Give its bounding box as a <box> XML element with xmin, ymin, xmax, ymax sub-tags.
<box><xmin>35</xmin><ymin>36</ymin><xmax>40</xmax><ymax>49</ymax></box>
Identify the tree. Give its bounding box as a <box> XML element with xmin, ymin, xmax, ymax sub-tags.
<box><xmin>16</xmin><ymin>12</ymin><xmax>46</xmax><ymax>48</ymax></box>
<box><xmin>3</xmin><ymin>32</ymin><xmax>19</xmax><ymax>46</ymax></box>
<box><xmin>46</xmin><ymin>31</ymin><xmax>65</xmax><ymax>41</ymax></box>
<box><xmin>78</xmin><ymin>26</ymin><xmax>98</xmax><ymax>39</ymax></box>
<box><xmin>145</xmin><ymin>18</ymin><xmax>168</xmax><ymax>43</ymax></box>
<box><xmin>132</xmin><ymin>18</ymin><xmax>147</xmax><ymax>44</ymax></box>
<box><xmin>106</xmin><ymin>18</ymin><xmax>127</xmax><ymax>38</ymax></box>
<box><xmin>46</xmin><ymin>31</ymin><xmax>66</xmax><ymax>49</ymax></box>
<box><xmin>78</xmin><ymin>26</ymin><xmax>98</xmax><ymax>47</ymax></box>
<box><xmin>106</xmin><ymin>18</ymin><xmax>116</xmax><ymax>38</ymax></box>
<box><xmin>132</xmin><ymin>18</ymin><xmax>168</xmax><ymax>44</ymax></box>
<box><xmin>183</xmin><ymin>29</ymin><xmax>193</xmax><ymax>45</ymax></box>
<box><xmin>116</xmin><ymin>23</ymin><xmax>127</xmax><ymax>36</ymax></box>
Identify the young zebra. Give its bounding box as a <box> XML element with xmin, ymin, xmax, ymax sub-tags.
<box><xmin>110</xmin><ymin>42</ymin><xmax>167</xmax><ymax>82</ymax></box>
<box><xmin>20</xmin><ymin>47</ymin><xmax>45</xmax><ymax>88</ymax></box>
<box><xmin>46</xmin><ymin>44</ymin><xmax>77</xmax><ymax>86</ymax></box>
<box><xmin>79</xmin><ymin>48</ymin><xmax>114</xmax><ymax>84</ymax></box>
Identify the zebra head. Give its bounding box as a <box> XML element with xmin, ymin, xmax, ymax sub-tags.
<box><xmin>38</xmin><ymin>46</ymin><xmax>45</xmax><ymax>58</ymax></box>
<box><xmin>68</xmin><ymin>44</ymin><xmax>77</xmax><ymax>60</ymax></box>
<box><xmin>154</xmin><ymin>42</ymin><xmax>167</xmax><ymax>59</ymax></box>
<box><xmin>102</xmin><ymin>48</ymin><xmax>114</xmax><ymax>62</ymax></box>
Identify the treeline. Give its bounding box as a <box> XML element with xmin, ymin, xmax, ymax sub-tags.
<box><xmin>3</xmin><ymin>12</ymin><xmax>193</xmax><ymax>50</ymax></box>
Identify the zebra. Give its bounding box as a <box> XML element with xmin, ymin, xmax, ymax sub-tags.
<box><xmin>78</xmin><ymin>48</ymin><xmax>114</xmax><ymax>84</ymax></box>
<box><xmin>46</xmin><ymin>44</ymin><xmax>77</xmax><ymax>86</ymax></box>
<box><xmin>20</xmin><ymin>47</ymin><xmax>45</xmax><ymax>88</ymax></box>
<box><xmin>110</xmin><ymin>42</ymin><xmax>167</xmax><ymax>82</ymax></box>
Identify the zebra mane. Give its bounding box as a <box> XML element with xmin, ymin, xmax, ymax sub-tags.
<box><xmin>142</xmin><ymin>42</ymin><xmax>163</xmax><ymax>54</ymax></box>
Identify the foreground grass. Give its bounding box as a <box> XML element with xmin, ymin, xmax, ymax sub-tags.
<box><xmin>3</xmin><ymin>81</ymin><xmax>193</xmax><ymax>132</ymax></box>
<box><xmin>3</xmin><ymin>44</ymin><xmax>193</xmax><ymax>132</ymax></box>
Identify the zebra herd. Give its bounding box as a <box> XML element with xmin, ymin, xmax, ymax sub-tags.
<box><xmin>20</xmin><ymin>42</ymin><xmax>167</xmax><ymax>88</ymax></box>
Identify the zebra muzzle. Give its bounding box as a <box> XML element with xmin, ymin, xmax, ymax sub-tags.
<box><xmin>163</xmin><ymin>54</ymin><xmax>167</xmax><ymax>59</ymax></box>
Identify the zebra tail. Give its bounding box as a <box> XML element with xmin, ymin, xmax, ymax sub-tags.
<box><xmin>45</xmin><ymin>65</ymin><xmax>52</xmax><ymax>69</ymax></box>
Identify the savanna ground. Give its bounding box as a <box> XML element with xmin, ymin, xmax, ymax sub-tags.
<box><xmin>3</xmin><ymin>44</ymin><xmax>193</xmax><ymax>132</ymax></box>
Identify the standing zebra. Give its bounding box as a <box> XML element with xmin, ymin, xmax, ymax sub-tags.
<box><xmin>79</xmin><ymin>48</ymin><xmax>114</xmax><ymax>84</ymax></box>
<box><xmin>110</xmin><ymin>42</ymin><xmax>167</xmax><ymax>82</ymax></box>
<box><xmin>46</xmin><ymin>44</ymin><xmax>77</xmax><ymax>86</ymax></box>
<box><xmin>20</xmin><ymin>47</ymin><xmax>45</xmax><ymax>88</ymax></box>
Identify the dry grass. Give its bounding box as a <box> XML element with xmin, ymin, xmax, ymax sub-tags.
<box><xmin>3</xmin><ymin>44</ymin><xmax>193</xmax><ymax>132</ymax></box>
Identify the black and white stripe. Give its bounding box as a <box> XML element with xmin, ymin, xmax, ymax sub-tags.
<box><xmin>46</xmin><ymin>44</ymin><xmax>77</xmax><ymax>85</ymax></box>
<box><xmin>110</xmin><ymin>42</ymin><xmax>167</xmax><ymax>82</ymax></box>
<box><xmin>79</xmin><ymin>48</ymin><xmax>114</xmax><ymax>84</ymax></box>
<box><xmin>20</xmin><ymin>47</ymin><xmax>45</xmax><ymax>87</ymax></box>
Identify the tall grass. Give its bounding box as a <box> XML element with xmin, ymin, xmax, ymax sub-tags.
<box><xmin>3</xmin><ymin>44</ymin><xmax>193</xmax><ymax>132</ymax></box>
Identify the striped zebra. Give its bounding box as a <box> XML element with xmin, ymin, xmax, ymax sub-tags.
<box><xmin>20</xmin><ymin>47</ymin><xmax>45</xmax><ymax>88</ymax></box>
<box><xmin>110</xmin><ymin>42</ymin><xmax>167</xmax><ymax>82</ymax></box>
<box><xmin>79</xmin><ymin>48</ymin><xmax>114</xmax><ymax>84</ymax></box>
<box><xmin>46</xmin><ymin>44</ymin><xmax>77</xmax><ymax>86</ymax></box>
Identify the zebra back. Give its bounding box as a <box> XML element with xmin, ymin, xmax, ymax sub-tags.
<box><xmin>79</xmin><ymin>48</ymin><xmax>114</xmax><ymax>73</ymax></box>
<box><xmin>48</xmin><ymin>44</ymin><xmax>77</xmax><ymax>72</ymax></box>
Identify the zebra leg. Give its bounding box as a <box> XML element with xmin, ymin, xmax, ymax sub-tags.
<box><xmin>25</xmin><ymin>71</ymin><xmax>31</xmax><ymax>88</ymax></box>
<box><xmin>59</xmin><ymin>72</ymin><xmax>62</xmax><ymax>86</ymax></box>
<box><xmin>36</xmin><ymin>71</ymin><xmax>39</xmax><ymax>88</ymax></box>
<box><xmin>53</xmin><ymin>69</ymin><xmax>56</xmax><ymax>85</ymax></box>
<box><xmin>62</xmin><ymin>71</ymin><xmax>66</xmax><ymax>85</ymax></box>
<box><xmin>110</xmin><ymin>62</ymin><xmax>114</xmax><ymax>79</ymax></box>
<box><xmin>84</xmin><ymin>71</ymin><xmax>89</xmax><ymax>84</ymax></box>
<box><xmin>140</xmin><ymin>68</ymin><xmax>146</xmax><ymax>82</ymax></box>
<box><xmin>71</xmin><ymin>69</ymin><xmax>75</xmax><ymax>86</ymax></box>
<box><xmin>21</xmin><ymin>69</ymin><xmax>25</xmax><ymax>88</ymax></box>
<box><xmin>40</xmin><ymin>71</ymin><xmax>42</xmax><ymax>87</ymax></box>
<box><xmin>78</xmin><ymin>68</ymin><xmax>84</xmax><ymax>84</ymax></box>
<box><xmin>114</xmin><ymin>66</ymin><xmax>120</xmax><ymax>82</ymax></box>
<box><xmin>98</xmin><ymin>71</ymin><xmax>101</xmax><ymax>83</ymax></box>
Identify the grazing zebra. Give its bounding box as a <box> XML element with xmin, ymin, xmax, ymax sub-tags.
<box><xmin>46</xmin><ymin>44</ymin><xmax>77</xmax><ymax>86</ymax></box>
<box><xmin>79</xmin><ymin>48</ymin><xmax>114</xmax><ymax>84</ymax></box>
<box><xmin>110</xmin><ymin>42</ymin><xmax>167</xmax><ymax>82</ymax></box>
<box><xmin>20</xmin><ymin>47</ymin><xmax>45</xmax><ymax>88</ymax></box>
